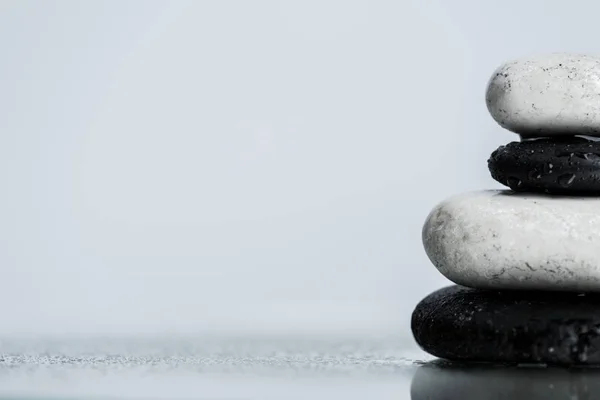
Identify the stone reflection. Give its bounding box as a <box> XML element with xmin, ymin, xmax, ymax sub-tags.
<box><xmin>411</xmin><ymin>361</ymin><xmax>600</xmax><ymax>400</ymax></box>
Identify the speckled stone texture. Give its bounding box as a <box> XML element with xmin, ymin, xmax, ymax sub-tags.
<box><xmin>411</xmin><ymin>285</ymin><xmax>600</xmax><ymax>365</ymax></box>
<box><xmin>488</xmin><ymin>137</ymin><xmax>600</xmax><ymax>194</ymax></box>
<box><xmin>486</xmin><ymin>53</ymin><xmax>600</xmax><ymax>137</ymax></box>
<box><xmin>422</xmin><ymin>190</ymin><xmax>600</xmax><ymax>292</ymax></box>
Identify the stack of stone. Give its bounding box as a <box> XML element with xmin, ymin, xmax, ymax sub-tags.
<box><xmin>412</xmin><ymin>53</ymin><xmax>600</xmax><ymax>366</ymax></box>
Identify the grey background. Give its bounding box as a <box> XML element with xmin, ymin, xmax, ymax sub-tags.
<box><xmin>0</xmin><ymin>0</ymin><xmax>590</xmax><ymax>337</ymax></box>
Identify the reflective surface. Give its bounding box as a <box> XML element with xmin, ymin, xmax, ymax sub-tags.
<box><xmin>0</xmin><ymin>336</ymin><xmax>422</xmax><ymax>399</ymax></box>
<box><xmin>412</xmin><ymin>361</ymin><xmax>600</xmax><ymax>400</ymax></box>
<box><xmin>3</xmin><ymin>336</ymin><xmax>600</xmax><ymax>399</ymax></box>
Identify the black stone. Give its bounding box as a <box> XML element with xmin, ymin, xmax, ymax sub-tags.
<box><xmin>487</xmin><ymin>137</ymin><xmax>600</xmax><ymax>194</ymax></box>
<box><xmin>411</xmin><ymin>285</ymin><xmax>600</xmax><ymax>365</ymax></box>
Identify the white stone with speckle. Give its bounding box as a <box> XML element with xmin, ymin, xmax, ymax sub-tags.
<box><xmin>423</xmin><ymin>190</ymin><xmax>600</xmax><ymax>292</ymax></box>
<box><xmin>486</xmin><ymin>53</ymin><xmax>600</xmax><ymax>137</ymax></box>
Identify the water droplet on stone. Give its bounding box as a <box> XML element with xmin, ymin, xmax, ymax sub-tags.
<box><xmin>506</xmin><ymin>177</ymin><xmax>523</xmax><ymax>190</ymax></box>
<box><xmin>584</xmin><ymin>153</ymin><xmax>600</xmax><ymax>162</ymax></box>
<box><xmin>527</xmin><ymin>169</ymin><xmax>540</xmax><ymax>180</ymax></box>
<box><xmin>558</xmin><ymin>173</ymin><xmax>576</xmax><ymax>188</ymax></box>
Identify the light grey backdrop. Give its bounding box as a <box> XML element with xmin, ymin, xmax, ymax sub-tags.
<box><xmin>0</xmin><ymin>0</ymin><xmax>591</xmax><ymax>337</ymax></box>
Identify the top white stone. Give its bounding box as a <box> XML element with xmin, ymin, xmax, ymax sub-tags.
<box><xmin>486</xmin><ymin>53</ymin><xmax>600</xmax><ymax>137</ymax></box>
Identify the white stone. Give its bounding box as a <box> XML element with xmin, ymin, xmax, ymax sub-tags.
<box><xmin>486</xmin><ymin>53</ymin><xmax>600</xmax><ymax>137</ymax></box>
<box><xmin>423</xmin><ymin>190</ymin><xmax>600</xmax><ymax>292</ymax></box>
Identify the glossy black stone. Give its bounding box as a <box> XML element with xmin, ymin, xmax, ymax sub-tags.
<box><xmin>488</xmin><ymin>137</ymin><xmax>600</xmax><ymax>194</ymax></box>
<box><xmin>411</xmin><ymin>285</ymin><xmax>600</xmax><ymax>365</ymax></box>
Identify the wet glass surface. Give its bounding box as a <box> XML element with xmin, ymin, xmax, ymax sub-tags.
<box><xmin>0</xmin><ymin>336</ymin><xmax>598</xmax><ymax>399</ymax></box>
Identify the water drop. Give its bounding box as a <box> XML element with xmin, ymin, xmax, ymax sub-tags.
<box><xmin>527</xmin><ymin>169</ymin><xmax>540</xmax><ymax>180</ymax></box>
<box><xmin>584</xmin><ymin>153</ymin><xmax>600</xmax><ymax>162</ymax></box>
<box><xmin>558</xmin><ymin>173</ymin><xmax>576</xmax><ymax>188</ymax></box>
<box><xmin>506</xmin><ymin>176</ymin><xmax>523</xmax><ymax>190</ymax></box>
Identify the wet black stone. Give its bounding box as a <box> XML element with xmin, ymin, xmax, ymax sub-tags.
<box><xmin>487</xmin><ymin>137</ymin><xmax>600</xmax><ymax>194</ymax></box>
<box><xmin>411</xmin><ymin>285</ymin><xmax>600</xmax><ymax>365</ymax></box>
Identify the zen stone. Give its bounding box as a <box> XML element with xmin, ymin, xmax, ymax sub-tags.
<box><xmin>411</xmin><ymin>285</ymin><xmax>600</xmax><ymax>365</ymax></box>
<box><xmin>422</xmin><ymin>190</ymin><xmax>600</xmax><ymax>292</ymax></box>
<box><xmin>488</xmin><ymin>137</ymin><xmax>600</xmax><ymax>194</ymax></box>
<box><xmin>486</xmin><ymin>53</ymin><xmax>600</xmax><ymax>137</ymax></box>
